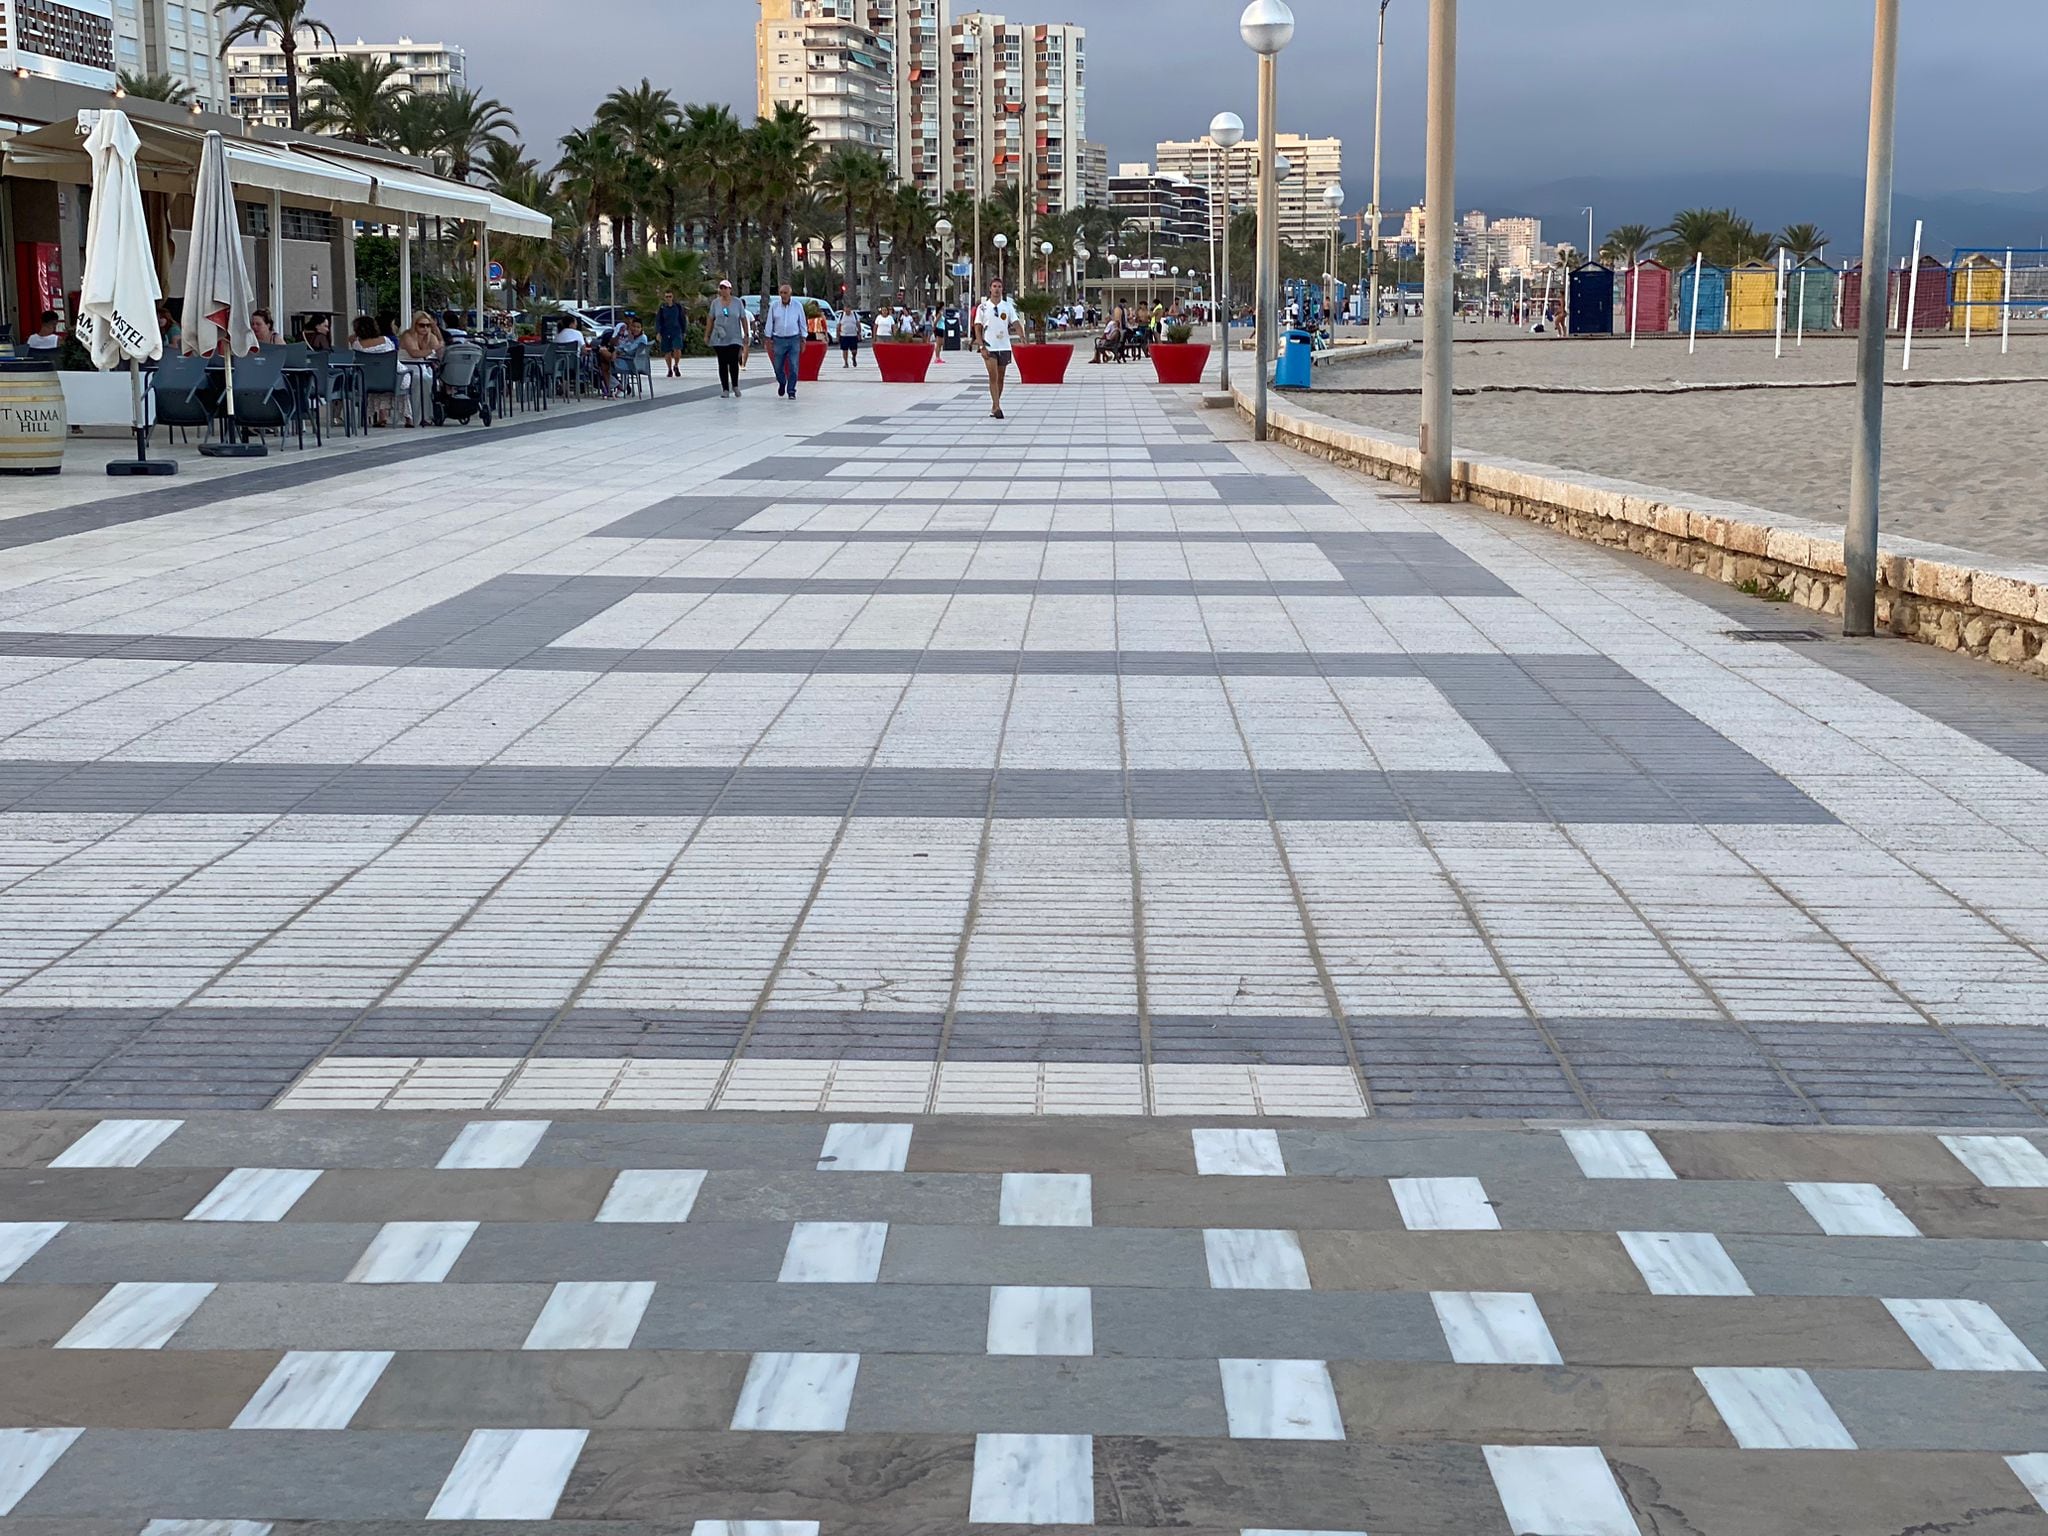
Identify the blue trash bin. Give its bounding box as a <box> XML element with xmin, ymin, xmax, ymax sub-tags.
<box><xmin>1275</xmin><ymin>328</ymin><xmax>1314</xmax><ymax>389</ymax></box>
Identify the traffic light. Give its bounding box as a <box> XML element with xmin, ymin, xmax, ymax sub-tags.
<box><xmin>795</xmin><ymin>244</ymin><xmax>808</xmax><ymax>265</ymax></box>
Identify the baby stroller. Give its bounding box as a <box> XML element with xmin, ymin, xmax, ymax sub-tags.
<box><xmin>432</xmin><ymin>343</ymin><xmax>492</xmax><ymax>427</ymax></box>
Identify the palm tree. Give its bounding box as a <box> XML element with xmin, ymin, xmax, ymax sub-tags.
<box><xmin>213</xmin><ymin>0</ymin><xmax>334</xmax><ymax>131</ymax></box>
<box><xmin>434</xmin><ymin>87</ymin><xmax>518</xmax><ymax>184</ymax></box>
<box><xmin>624</xmin><ymin>246</ymin><xmax>707</xmax><ymax>319</ymax></box>
<box><xmin>556</xmin><ymin>125</ymin><xmax>624</xmax><ymax>305</ymax></box>
<box><xmin>1597</xmin><ymin>223</ymin><xmax>1660</xmax><ymax>268</ymax></box>
<box><xmin>301</xmin><ymin>54</ymin><xmax>407</xmax><ymax>143</ymax></box>
<box><xmin>1658</xmin><ymin>207</ymin><xmax>1730</xmax><ymax>268</ymax></box>
<box><xmin>117</xmin><ymin>69</ymin><xmax>194</xmax><ymax>104</ymax></box>
<box><xmin>682</xmin><ymin>103</ymin><xmax>745</xmax><ymax>272</ymax></box>
<box><xmin>888</xmin><ymin>183</ymin><xmax>936</xmax><ymax>303</ymax></box>
<box><xmin>1718</xmin><ymin>216</ymin><xmax>1772</xmax><ymax>266</ymax></box>
<box><xmin>596</xmin><ymin>80</ymin><xmax>678</xmax><ymax>254</ymax></box>
<box><xmin>480</xmin><ymin>140</ymin><xmax>538</xmax><ymax>197</ymax></box>
<box><xmin>815</xmin><ymin>147</ymin><xmax>884</xmax><ymax>308</ymax></box>
<box><xmin>385</xmin><ymin>93</ymin><xmax>444</xmax><ymax>162</ymax></box>
<box><xmin>743</xmin><ymin>104</ymin><xmax>819</xmax><ymax>300</ymax></box>
<box><xmin>1778</xmin><ymin>223</ymin><xmax>1830</xmax><ymax>264</ymax></box>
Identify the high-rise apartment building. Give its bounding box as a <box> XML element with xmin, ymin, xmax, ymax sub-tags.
<box><xmin>1078</xmin><ymin>138</ymin><xmax>1109</xmax><ymax>207</ymax></box>
<box><xmin>111</xmin><ymin>0</ymin><xmax>227</xmax><ymax>110</ymax></box>
<box><xmin>1109</xmin><ymin>164</ymin><xmax>1210</xmax><ymax>249</ymax></box>
<box><xmin>225</xmin><ymin>33</ymin><xmax>466</xmax><ymax>128</ymax></box>
<box><xmin>757</xmin><ymin>1</ymin><xmax>952</xmax><ymax>193</ymax></box>
<box><xmin>1154</xmin><ymin>132</ymin><xmax>1341</xmax><ymax>245</ymax></box>
<box><xmin>1</xmin><ymin>0</ymin><xmax>115</xmax><ymax>89</ymax></box>
<box><xmin>949</xmin><ymin>13</ymin><xmax>1086</xmax><ymax>214</ymax></box>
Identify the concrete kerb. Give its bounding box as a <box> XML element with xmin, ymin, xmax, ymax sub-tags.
<box><xmin>1229</xmin><ymin>383</ymin><xmax>2048</xmax><ymax>679</ymax></box>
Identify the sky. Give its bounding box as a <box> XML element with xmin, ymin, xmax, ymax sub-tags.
<box><xmin>327</xmin><ymin>0</ymin><xmax>2048</xmax><ymax>198</ymax></box>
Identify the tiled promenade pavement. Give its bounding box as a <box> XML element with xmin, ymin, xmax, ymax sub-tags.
<box><xmin>4</xmin><ymin>366</ymin><xmax>2048</xmax><ymax>1532</ymax></box>
<box><xmin>2</xmin><ymin>1113</ymin><xmax>2048</xmax><ymax>1533</ymax></box>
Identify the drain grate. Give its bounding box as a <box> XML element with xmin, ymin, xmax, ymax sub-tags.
<box><xmin>1727</xmin><ymin>629</ymin><xmax>1828</xmax><ymax>643</ymax></box>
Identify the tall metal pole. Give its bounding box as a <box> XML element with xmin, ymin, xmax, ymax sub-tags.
<box><xmin>1219</xmin><ymin>148</ymin><xmax>1233</xmax><ymax>395</ymax></box>
<box><xmin>1368</xmin><ymin>0</ymin><xmax>1388</xmax><ymax>344</ymax></box>
<box><xmin>1253</xmin><ymin>53</ymin><xmax>1279</xmax><ymax>441</ymax></box>
<box><xmin>1843</xmin><ymin>0</ymin><xmax>1898</xmax><ymax>638</ymax></box>
<box><xmin>1209</xmin><ymin>146</ymin><xmax>1221</xmax><ymax>348</ymax></box>
<box><xmin>1843</xmin><ymin>0</ymin><xmax>1900</xmax><ymax>638</ymax></box>
<box><xmin>970</xmin><ymin>19</ymin><xmax>983</xmax><ymax>305</ymax></box>
<box><xmin>1418</xmin><ymin>0</ymin><xmax>1456</xmax><ymax>501</ymax></box>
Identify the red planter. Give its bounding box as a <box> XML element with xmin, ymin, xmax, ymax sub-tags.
<box><xmin>1149</xmin><ymin>343</ymin><xmax>1211</xmax><ymax>385</ymax></box>
<box><xmin>1011</xmin><ymin>342</ymin><xmax>1073</xmax><ymax>385</ymax></box>
<box><xmin>799</xmin><ymin>339</ymin><xmax>828</xmax><ymax>382</ymax></box>
<box><xmin>873</xmin><ymin>342</ymin><xmax>936</xmax><ymax>383</ymax></box>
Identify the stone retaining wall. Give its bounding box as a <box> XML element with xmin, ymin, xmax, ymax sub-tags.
<box><xmin>1234</xmin><ymin>386</ymin><xmax>2048</xmax><ymax>679</ymax></box>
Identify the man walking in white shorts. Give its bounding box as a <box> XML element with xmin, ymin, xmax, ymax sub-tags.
<box><xmin>973</xmin><ymin>278</ymin><xmax>1022</xmax><ymax>421</ymax></box>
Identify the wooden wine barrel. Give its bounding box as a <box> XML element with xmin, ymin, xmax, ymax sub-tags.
<box><xmin>0</xmin><ymin>358</ymin><xmax>67</xmax><ymax>475</ymax></box>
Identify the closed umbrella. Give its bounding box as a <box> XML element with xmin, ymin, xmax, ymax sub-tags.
<box><xmin>181</xmin><ymin>128</ymin><xmax>263</xmax><ymax>457</ymax></box>
<box><xmin>78</xmin><ymin>107</ymin><xmax>174</xmax><ymax>477</ymax></box>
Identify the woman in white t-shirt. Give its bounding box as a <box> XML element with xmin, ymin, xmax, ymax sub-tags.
<box><xmin>972</xmin><ymin>278</ymin><xmax>1022</xmax><ymax>421</ymax></box>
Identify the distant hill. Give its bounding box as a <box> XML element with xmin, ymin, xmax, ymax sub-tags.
<box><xmin>1368</xmin><ymin>171</ymin><xmax>2048</xmax><ymax>258</ymax></box>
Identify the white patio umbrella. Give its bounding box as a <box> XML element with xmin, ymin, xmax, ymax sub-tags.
<box><xmin>181</xmin><ymin>128</ymin><xmax>263</xmax><ymax>457</ymax></box>
<box><xmin>78</xmin><ymin>108</ymin><xmax>174</xmax><ymax>477</ymax></box>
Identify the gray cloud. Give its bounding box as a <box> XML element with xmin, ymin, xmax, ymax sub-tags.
<box><xmin>327</xmin><ymin>0</ymin><xmax>2047</xmax><ymax>193</ymax></box>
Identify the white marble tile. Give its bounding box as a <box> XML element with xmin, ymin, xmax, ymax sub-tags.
<box><xmin>779</xmin><ymin>1221</ymin><xmax>888</xmax><ymax>1284</ymax></box>
<box><xmin>1218</xmin><ymin>1358</ymin><xmax>1345</xmax><ymax>1440</ymax></box>
<box><xmin>0</xmin><ymin>1428</ymin><xmax>82</xmax><ymax>1517</ymax></box>
<box><xmin>346</xmin><ymin>1221</ymin><xmax>477</xmax><ymax>1284</ymax></box>
<box><xmin>817</xmin><ymin>1122</ymin><xmax>912</xmax><ymax>1172</ymax></box>
<box><xmin>0</xmin><ymin>1221</ymin><xmax>64</xmax><ymax>1282</ymax></box>
<box><xmin>141</xmin><ymin>1522</ymin><xmax>275</xmax><ymax>1536</ymax></box>
<box><xmin>1693</xmin><ymin>1367</ymin><xmax>1856</xmax><ymax>1449</ymax></box>
<box><xmin>596</xmin><ymin>1169</ymin><xmax>707</xmax><ymax>1223</ymax></box>
<box><xmin>987</xmin><ymin>1286</ymin><xmax>1094</xmax><ymax>1356</ymax></box>
<box><xmin>1560</xmin><ymin>1127</ymin><xmax>1675</xmax><ymax>1180</ymax></box>
<box><xmin>691</xmin><ymin>1525</ymin><xmax>820</xmax><ymax>1536</ymax></box>
<box><xmin>1483</xmin><ymin>1445</ymin><xmax>1640</xmax><ymax>1536</ymax></box>
<box><xmin>184</xmin><ymin>1167</ymin><xmax>322</xmax><ymax>1222</ymax></box>
<box><xmin>969</xmin><ymin>1433</ymin><xmax>1094</xmax><ymax>1524</ymax></box>
<box><xmin>427</xmin><ymin>1427</ymin><xmax>588</xmax><ymax>1520</ymax></box>
<box><xmin>48</xmin><ymin>1118</ymin><xmax>182</xmax><ymax>1168</ymax></box>
<box><xmin>1203</xmin><ymin>1229</ymin><xmax>1311</xmax><ymax>1290</ymax></box>
<box><xmin>55</xmin><ymin>1280</ymin><xmax>214</xmax><ymax>1349</ymax></box>
<box><xmin>523</xmin><ymin>1281</ymin><xmax>656</xmax><ymax>1350</ymax></box>
<box><xmin>2009</xmin><ymin>1453</ymin><xmax>2048</xmax><ymax>1515</ymax></box>
<box><xmin>1940</xmin><ymin>1134</ymin><xmax>2048</xmax><ymax>1189</ymax></box>
<box><xmin>1192</xmin><ymin>1128</ymin><xmax>1286</xmax><ymax>1177</ymax></box>
<box><xmin>437</xmin><ymin>1120</ymin><xmax>551</xmax><ymax>1170</ymax></box>
<box><xmin>1883</xmin><ymin>1297</ymin><xmax>2044</xmax><ymax>1371</ymax></box>
<box><xmin>1432</xmin><ymin>1292</ymin><xmax>1563</xmax><ymax>1366</ymax></box>
<box><xmin>1618</xmin><ymin>1231</ymin><xmax>1752</xmax><ymax>1297</ymax></box>
<box><xmin>231</xmin><ymin>1350</ymin><xmax>394</xmax><ymax>1429</ymax></box>
<box><xmin>1787</xmin><ymin>1181</ymin><xmax>1921</xmax><ymax>1238</ymax></box>
<box><xmin>1001</xmin><ymin>1172</ymin><xmax>1093</xmax><ymax>1226</ymax></box>
<box><xmin>730</xmin><ymin>1351</ymin><xmax>859</xmax><ymax>1431</ymax></box>
<box><xmin>1390</xmin><ymin>1176</ymin><xmax>1500</xmax><ymax>1231</ymax></box>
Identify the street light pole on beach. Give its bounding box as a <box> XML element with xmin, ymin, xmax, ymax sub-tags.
<box><xmin>1419</xmin><ymin>0</ymin><xmax>1457</xmax><ymax>501</ymax></box>
<box><xmin>1323</xmin><ymin>183</ymin><xmax>1346</xmax><ymax>326</ymax></box>
<box><xmin>1845</xmin><ymin>0</ymin><xmax>1899</xmax><ymax>637</ymax></box>
<box><xmin>1210</xmin><ymin>111</ymin><xmax>1246</xmax><ymax>395</ymax></box>
<box><xmin>1241</xmin><ymin>0</ymin><xmax>1294</xmax><ymax>443</ymax></box>
<box><xmin>1368</xmin><ymin>0</ymin><xmax>1390</xmax><ymax>344</ymax></box>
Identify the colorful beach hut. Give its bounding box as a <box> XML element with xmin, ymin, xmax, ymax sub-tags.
<box><xmin>1678</xmin><ymin>262</ymin><xmax>1728</xmax><ymax>333</ymax></box>
<box><xmin>1788</xmin><ymin>260</ymin><xmax>1839</xmax><ymax>334</ymax></box>
<box><xmin>1567</xmin><ymin>262</ymin><xmax>1615</xmax><ymax>335</ymax></box>
<box><xmin>1891</xmin><ymin>255</ymin><xmax>1952</xmax><ymax>331</ymax></box>
<box><xmin>1622</xmin><ymin>260</ymin><xmax>1671</xmax><ymax>334</ymax></box>
<box><xmin>1950</xmin><ymin>252</ymin><xmax>2004</xmax><ymax>334</ymax></box>
<box><xmin>1727</xmin><ymin>260</ymin><xmax>1780</xmax><ymax>331</ymax></box>
<box><xmin>1841</xmin><ymin>263</ymin><xmax>1869</xmax><ymax>329</ymax></box>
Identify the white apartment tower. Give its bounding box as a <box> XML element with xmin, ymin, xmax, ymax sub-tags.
<box><xmin>758</xmin><ymin>0</ymin><xmax>897</xmax><ymax>162</ymax></box>
<box><xmin>225</xmin><ymin>33</ymin><xmax>467</xmax><ymax>129</ymax></box>
<box><xmin>1154</xmin><ymin>132</ymin><xmax>1342</xmax><ymax>246</ymax></box>
<box><xmin>1</xmin><ymin>0</ymin><xmax>115</xmax><ymax>89</ymax></box>
<box><xmin>950</xmin><ymin>12</ymin><xmax>1086</xmax><ymax>214</ymax></box>
<box><xmin>113</xmin><ymin>0</ymin><xmax>227</xmax><ymax>109</ymax></box>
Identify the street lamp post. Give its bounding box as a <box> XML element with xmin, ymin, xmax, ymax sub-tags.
<box><xmin>1241</xmin><ymin>0</ymin><xmax>1294</xmax><ymax>442</ymax></box>
<box><xmin>1323</xmin><ymin>183</ymin><xmax>1346</xmax><ymax>327</ymax></box>
<box><xmin>936</xmin><ymin>216</ymin><xmax>955</xmax><ymax>320</ymax></box>
<box><xmin>1583</xmin><ymin>206</ymin><xmax>1595</xmax><ymax>268</ymax></box>
<box><xmin>1075</xmin><ymin>244</ymin><xmax>1089</xmax><ymax>309</ymax></box>
<box><xmin>1845</xmin><ymin>0</ymin><xmax>1899</xmax><ymax>637</ymax></box>
<box><xmin>1040</xmin><ymin>240</ymin><xmax>1053</xmax><ymax>293</ymax></box>
<box><xmin>1368</xmin><ymin>0</ymin><xmax>1390</xmax><ymax>344</ymax></box>
<box><xmin>1419</xmin><ymin>0</ymin><xmax>1457</xmax><ymax>502</ymax></box>
<box><xmin>1210</xmin><ymin>110</ymin><xmax>1246</xmax><ymax>395</ymax></box>
<box><xmin>994</xmin><ymin>233</ymin><xmax>1008</xmax><ymax>287</ymax></box>
<box><xmin>965</xmin><ymin>15</ymin><xmax>985</xmax><ymax>301</ymax></box>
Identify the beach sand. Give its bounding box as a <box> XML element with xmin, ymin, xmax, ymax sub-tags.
<box><xmin>1310</xmin><ymin>328</ymin><xmax>2048</xmax><ymax>566</ymax></box>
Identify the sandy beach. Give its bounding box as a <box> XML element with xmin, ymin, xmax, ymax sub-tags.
<box><xmin>1311</xmin><ymin>327</ymin><xmax>2048</xmax><ymax>566</ymax></box>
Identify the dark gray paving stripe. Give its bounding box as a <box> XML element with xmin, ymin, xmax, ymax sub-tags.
<box><xmin>594</xmin><ymin>521</ymin><xmax>1324</xmax><ymax>545</ymax></box>
<box><xmin>0</xmin><ymin>384</ymin><xmax>724</xmax><ymax>554</ymax></box>
<box><xmin>633</xmin><ymin>577</ymin><xmax>1361</xmax><ymax>595</ymax></box>
<box><xmin>0</xmin><ymin>760</ymin><xmax>1832</xmax><ymax>824</ymax></box>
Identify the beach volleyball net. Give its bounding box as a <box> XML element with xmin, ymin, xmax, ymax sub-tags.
<box><xmin>1949</xmin><ymin>249</ymin><xmax>2048</xmax><ymax>335</ymax></box>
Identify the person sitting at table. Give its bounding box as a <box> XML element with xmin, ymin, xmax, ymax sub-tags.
<box><xmin>300</xmin><ymin>316</ymin><xmax>332</xmax><ymax>352</ymax></box>
<box><xmin>156</xmin><ymin>304</ymin><xmax>182</xmax><ymax>354</ymax></box>
<box><xmin>398</xmin><ymin>311</ymin><xmax>444</xmax><ymax>427</ymax></box>
<box><xmin>350</xmin><ymin>314</ymin><xmax>398</xmax><ymax>426</ymax></box>
<box><xmin>611</xmin><ymin>315</ymin><xmax>651</xmax><ymax>393</ymax></box>
<box><xmin>24</xmin><ymin>310</ymin><xmax>62</xmax><ymax>354</ymax></box>
<box><xmin>250</xmin><ymin>310</ymin><xmax>278</xmax><ymax>348</ymax></box>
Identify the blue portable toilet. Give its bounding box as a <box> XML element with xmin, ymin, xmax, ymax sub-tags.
<box><xmin>1275</xmin><ymin>328</ymin><xmax>1314</xmax><ymax>388</ymax></box>
<box><xmin>1567</xmin><ymin>262</ymin><xmax>1615</xmax><ymax>335</ymax></box>
<box><xmin>1678</xmin><ymin>262</ymin><xmax>1729</xmax><ymax>334</ymax></box>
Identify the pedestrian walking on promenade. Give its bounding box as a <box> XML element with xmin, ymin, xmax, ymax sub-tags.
<box><xmin>765</xmin><ymin>282</ymin><xmax>807</xmax><ymax>400</ymax></box>
<box><xmin>705</xmin><ymin>280</ymin><xmax>750</xmax><ymax>398</ymax></box>
<box><xmin>656</xmin><ymin>288</ymin><xmax>688</xmax><ymax>378</ymax></box>
<box><xmin>838</xmin><ymin>306</ymin><xmax>862</xmax><ymax>367</ymax></box>
<box><xmin>973</xmin><ymin>276</ymin><xmax>1021</xmax><ymax>420</ymax></box>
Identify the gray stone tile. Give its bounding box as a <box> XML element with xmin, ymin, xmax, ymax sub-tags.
<box><xmin>533</xmin><ymin>1123</ymin><xmax>824</xmax><ymax>1171</ymax></box>
<box><xmin>11</xmin><ymin>1222</ymin><xmax>372</xmax><ymax>1283</ymax></box>
<box><xmin>1094</xmin><ymin>1286</ymin><xmax>1447</xmax><ymax>1361</ymax></box>
<box><xmin>354</xmin><ymin>1349</ymin><xmax>751</xmax><ymax>1430</ymax></box>
<box><xmin>170</xmin><ymin>1282</ymin><xmax>552</xmax><ymax>1350</ymax></box>
<box><xmin>633</xmin><ymin>1281</ymin><xmax>989</xmax><ymax>1353</ymax></box>
<box><xmin>878</xmin><ymin>1225</ymin><xmax>1205</xmax><ymax>1286</ymax></box>
<box><xmin>1724</xmin><ymin>1233</ymin><xmax>2048</xmax><ymax>1301</ymax></box>
<box><xmin>689</xmin><ymin>1171</ymin><xmax>1000</xmax><ymax>1223</ymax></box>
<box><xmin>1813</xmin><ymin>1369</ymin><xmax>2048</xmax><ymax>1451</ymax></box>
<box><xmin>850</xmin><ymin>1355</ymin><xmax>1229</xmax><ymax>1436</ymax></box>
<box><xmin>1275</xmin><ymin>1127</ymin><xmax>1582</xmax><ymax>1179</ymax></box>
<box><xmin>445</xmin><ymin>1222</ymin><xmax>788</xmax><ymax>1283</ymax></box>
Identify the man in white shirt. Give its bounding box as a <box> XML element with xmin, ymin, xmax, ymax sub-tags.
<box><xmin>764</xmin><ymin>283</ymin><xmax>808</xmax><ymax>400</ymax></box>
<box><xmin>972</xmin><ymin>278</ymin><xmax>1022</xmax><ymax>421</ymax></box>
<box><xmin>24</xmin><ymin>310</ymin><xmax>62</xmax><ymax>354</ymax></box>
